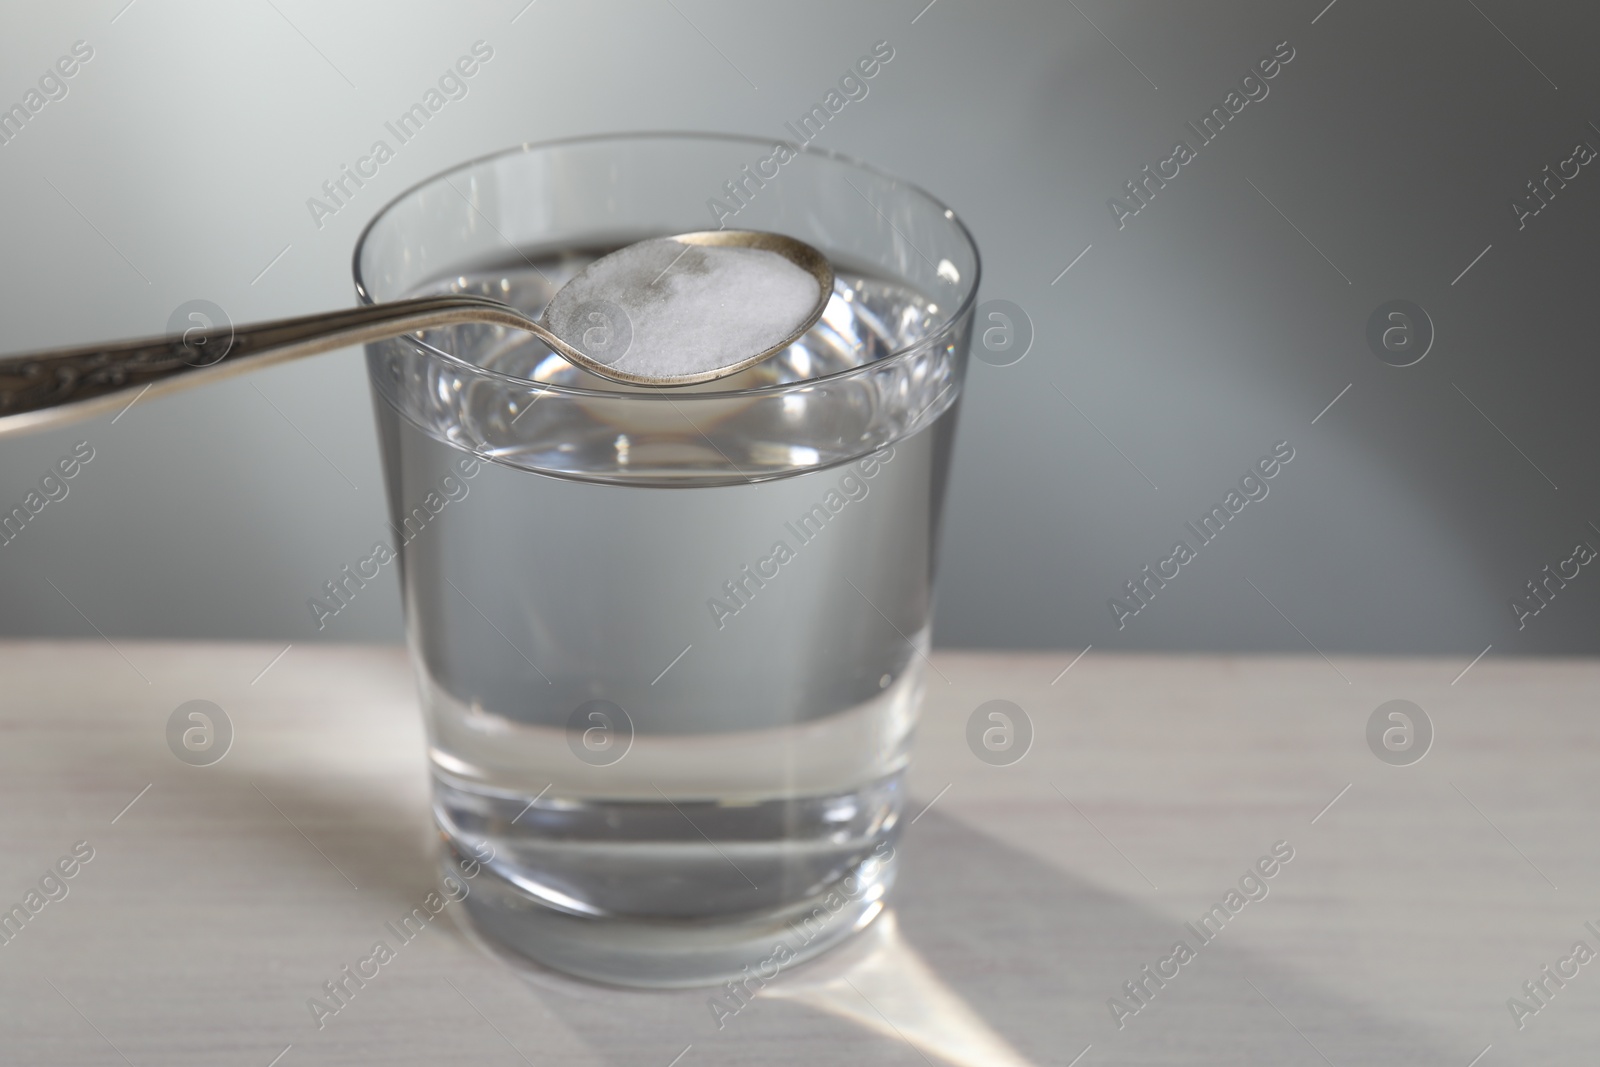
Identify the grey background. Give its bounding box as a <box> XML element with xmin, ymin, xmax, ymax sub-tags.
<box><xmin>1</xmin><ymin>0</ymin><xmax>1596</xmax><ymax>656</ymax></box>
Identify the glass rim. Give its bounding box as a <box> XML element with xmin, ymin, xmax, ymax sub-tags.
<box><xmin>350</xmin><ymin>130</ymin><xmax>982</xmax><ymax>402</ymax></box>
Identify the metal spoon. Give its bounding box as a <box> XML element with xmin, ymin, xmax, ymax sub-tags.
<box><xmin>0</xmin><ymin>230</ymin><xmax>833</xmax><ymax>439</ymax></box>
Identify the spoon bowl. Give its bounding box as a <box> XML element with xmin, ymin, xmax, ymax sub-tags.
<box><xmin>541</xmin><ymin>230</ymin><xmax>834</xmax><ymax>386</ymax></box>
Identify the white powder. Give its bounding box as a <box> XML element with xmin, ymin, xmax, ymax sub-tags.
<box><xmin>543</xmin><ymin>238</ymin><xmax>823</xmax><ymax>381</ymax></box>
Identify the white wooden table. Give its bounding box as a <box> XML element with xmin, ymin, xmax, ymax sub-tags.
<box><xmin>1</xmin><ymin>641</ymin><xmax>1593</xmax><ymax>1065</ymax></box>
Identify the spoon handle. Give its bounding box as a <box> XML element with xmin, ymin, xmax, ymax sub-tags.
<box><xmin>0</xmin><ymin>294</ymin><xmax>549</xmax><ymax>438</ymax></box>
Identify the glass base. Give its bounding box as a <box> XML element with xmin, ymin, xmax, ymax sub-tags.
<box><xmin>443</xmin><ymin>838</ymin><xmax>896</xmax><ymax>988</ymax></box>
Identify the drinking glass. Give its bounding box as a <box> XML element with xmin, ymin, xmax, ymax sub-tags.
<box><xmin>353</xmin><ymin>133</ymin><xmax>979</xmax><ymax>986</ymax></box>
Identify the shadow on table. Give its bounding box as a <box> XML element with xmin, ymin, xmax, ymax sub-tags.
<box><xmin>216</xmin><ymin>756</ymin><xmax>1462</xmax><ymax>1064</ymax></box>
<box><xmin>10</xmin><ymin>662</ymin><xmax>1466</xmax><ymax>1063</ymax></box>
<box><xmin>433</xmin><ymin>810</ymin><xmax>1461</xmax><ymax>1066</ymax></box>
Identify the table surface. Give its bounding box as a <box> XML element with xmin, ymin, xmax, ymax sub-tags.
<box><xmin>1</xmin><ymin>640</ymin><xmax>1594</xmax><ymax>1065</ymax></box>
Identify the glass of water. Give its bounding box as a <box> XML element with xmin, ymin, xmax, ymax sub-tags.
<box><xmin>354</xmin><ymin>134</ymin><xmax>978</xmax><ymax>986</ymax></box>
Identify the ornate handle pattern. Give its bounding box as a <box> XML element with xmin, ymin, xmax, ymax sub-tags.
<box><xmin>0</xmin><ymin>295</ymin><xmax>555</xmax><ymax>438</ymax></box>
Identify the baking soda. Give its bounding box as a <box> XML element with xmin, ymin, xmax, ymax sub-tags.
<box><xmin>543</xmin><ymin>238</ymin><xmax>822</xmax><ymax>380</ymax></box>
